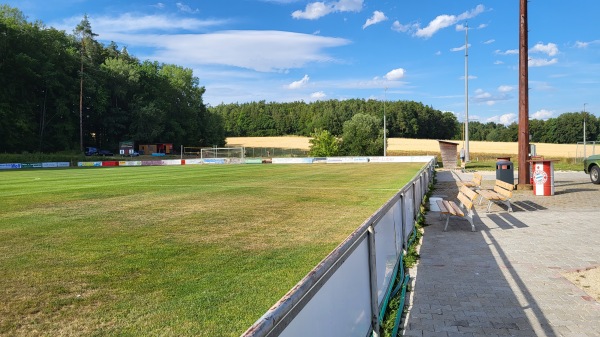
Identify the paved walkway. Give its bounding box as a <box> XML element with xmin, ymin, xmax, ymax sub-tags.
<box><xmin>401</xmin><ymin>170</ymin><xmax>600</xmax><ymax>337</ymax></box>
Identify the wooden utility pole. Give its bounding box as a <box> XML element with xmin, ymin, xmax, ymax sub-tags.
<box><xmin>518</xmin><ymin>0</ymin><xmax>531</xmax><ymax>188</ymax></box>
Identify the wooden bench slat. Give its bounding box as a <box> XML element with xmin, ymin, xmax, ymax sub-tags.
<box><xmin>435</xmin><ymin>184</ymin><xmax>478</xmax><ymax>232</ymax></box>
<box><xmin>461</xmin><ymin>172</ymin><xmax>482</xmax><ymax>189</ymax></box>
<box><xmin>477</xmin><ymin>190</ymin><xmax>500</xmax><ymax>200</ymax></box>
<box><xmin>442</xmin><ymin>200</ymin><xmax>458</xmax><ymax>215</ymax></box>
<box><xmin>448</xmin><ymin>201</ymin><xmax>464</xmax><ymax>217</ymax></box>
<box><xmin>436</xmin><ymin>200</ymin><xmax>449</xmax><ymax>213</ymax></box>
<box><xmin>476</xmin><ymin>179</ymin><xmax>514</xmax><ymax>212</ymax></box>
<box><xmin>457</xmin><ymin>192</ymin><xmax>473</xmax><ymax>211</ymax></box>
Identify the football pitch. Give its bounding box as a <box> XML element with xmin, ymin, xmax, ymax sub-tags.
<box><xmin>0</xmin><ymin>163</ymin><xmax>424</xmax><ymax>336</ymax></box>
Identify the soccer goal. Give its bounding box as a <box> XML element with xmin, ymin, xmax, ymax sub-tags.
<box><xmin>200</xmin><ymin>147</ymin><xmax>245</xmax><ymax>163</ymax></box>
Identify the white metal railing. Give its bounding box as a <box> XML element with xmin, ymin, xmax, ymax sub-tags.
<box><xmin>241</xmin><ymin>157</ymin><xmax>435</xmax><ymax>337</ymax></box>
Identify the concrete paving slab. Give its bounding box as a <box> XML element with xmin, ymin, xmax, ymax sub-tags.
<box><xmin>401</xmin><ymin>170</ymin><xmax>600</xmax><ymax>337</ymax></box>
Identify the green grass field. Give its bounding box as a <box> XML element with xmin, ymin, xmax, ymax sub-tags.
<box><xmin>0</xmin><ymin>163</ymin><xmax>424</xmax><ymax>336</ymax></box>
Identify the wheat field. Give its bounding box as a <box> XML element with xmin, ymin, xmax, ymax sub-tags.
<box><xmin>226</xmin><ymin>136</ymin><xmax>586</xmax><ymax>158</ymax></box>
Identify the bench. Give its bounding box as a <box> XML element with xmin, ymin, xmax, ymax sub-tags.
<box><xmin>476</xmin><ymin>179</ymin><xmax>514</xmax><ymax>213</ymax></box>
<box><xmin>436</xmin><ymin>185</ymin><xmax>479</xmax><ymax>232</ymax></box>
<box><xmin>461</xmin><ymin>172</ymin><xmax>482</xmax><ymax>190</ymax></box>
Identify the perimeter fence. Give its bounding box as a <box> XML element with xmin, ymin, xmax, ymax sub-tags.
<box><xmin>242</xmin><ymin>157</ymin><xmax>436</xmax><ymax>337</ymax></box>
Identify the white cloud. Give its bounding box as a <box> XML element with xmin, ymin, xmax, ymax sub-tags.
<box><xmin>292</xmin><ymin>0</ymin><xmax>363</xmax><ymax>20</ymax></box>
<box><xmin>494</xmin><ymin>60</ymin><xmax>504</xmax><ymax>65</ymax></box>
<box><xmin>574</xmin><ymin>40</ymin><xmax>600</xmax><ymax>48</ymax></box>
<box><xmin>289</xmin><ymin>75</ymin><xmax>310</xmax><ymax>89</ymax></box>
<box><xmin>385</xmin><ymin>68</ymin><xmax>405</xmax><ymax>81</ymax></box>
<box><xmin>292</xmin><ymin>2</ymin><xmax>331</xmax><ymax>20</ymax></box>
<box><xmin>472</xmin><ymin>88</ymin><xmax>511</xmax><ymax>105</ymax></box>
<box><xmin>484</xmin><ymin>39</ymin><xmax>495</xmax><ymax>44</ymax></box>
<box><xmin>69</xmin><ymin>13</ymin><xmax>351</xmax><ymax>73</ymax></box>
<box><xmin>391</xmin><ymin>20</ymin><xmax>413</xmax><ymax>33</ymax></box>
<box><xmin>334</xmin><ymin>0</ymin><xmax>363</xmax><ymax>12</ymax></box>
<box><xmin>495</xmin><ymin>49</ymin><xmax>518</xmax><ymax>55</ymax></box>
<box><xmin>311</xmin><ymin>91</ymin><xmax>327</xmax><ymax>99</ymax></box>
<box><xmin>530</xmin><ymin>42</ymin><xmax>558</xmax><ymax>56</ymax></box>
<box><xmin>499</xmin><ymin>113</ymin><xmax>517</xmax><ymax>125</ymax></box>
<box><xmin>415</xmin><ymin>14</ymin><xmax>456</xmax><ymax>38</ymax></box>
<box><xmin>450</xmin><ymin>44</ymin><xmax>470</xmax><ymax>52</ymax></box>
<box><xmin>101</xmin><ymin>30</ymin><xmax>351</xmax><ymax>72</ymax></box>
<box><xmin>531</xmin><ymin>109</ymin><xmax>554</xmax><ymax>120</ymax></box>
<box><xmin>152</xmin><ymin>3</ymin><xmax>165</xmax><ymax>9</ymax></box>
<box><xmin>456</xmin><ymin>22</ymin><xmax>487</xmax><ymax>32</ymax></box>
<box><xmin>498</xmin><ymin>85</ymin><xmax>514</xmax><ymax>93</ymax></box>
<box><xmin>57</xmin><ymin>13</ymin><xmax>226</xmax><ymax>33</ymax></box>
<box><xmin>529</xmin><ymin>58</ymin><xmax>558</xmax><ymax>67</ymax></box>
<box><xmin>363</xmin><ymin>11</ymin><xmax>387</xmax><ymax>29</ymax></box>
<box><xmin>486</xmin><ymin>113</ymin><xmax>517</xmax><ymax>125</ymax></box>
<box><xmin>176</xmin><ymin>2</ymin><xmax>199</xmax><ymax>14</ymax></box>
<box><xmin>415</xmin><ymin>5</ymin><xmax>485</xmax><ymax>38</ymax></box>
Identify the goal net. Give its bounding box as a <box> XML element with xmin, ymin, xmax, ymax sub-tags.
<box><xmin>198</xmin><ymin>147</ymin><xmax>245</xmax><ymax>163</ymax></box>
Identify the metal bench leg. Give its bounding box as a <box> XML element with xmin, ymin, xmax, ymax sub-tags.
<box><xmin>444</xmin><ymin>214</ymin><xmax>450</xmax><ymax>231</ymax></box>
<box><xmin>503</xmin><ymin>200</ymin><xmax>513</xmax><ymax>212</ymax></box>
<box><xmin>486</xmin><ymin>201</ymin><xmax>493</xmax><ymax>213</ymax></box>
<box><xmin>466</xmin><ymin>211</ymin><xmax>475</xmax><ymax>232</ymax></box>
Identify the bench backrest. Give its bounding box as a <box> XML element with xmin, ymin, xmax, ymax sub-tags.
<box><xmin>472</xmin><ymin>172</ymin><xmax>482</xmax><ymax>186</ymax></box>
<box><xmin>458</xmin><ymin>185</ymin><xmax>478</xmax><ymax>210</ymax></box>
<box><xmin>493</xmin><ymin>180</ymin><xmax>514</xmax><ymax>198</ymax></box>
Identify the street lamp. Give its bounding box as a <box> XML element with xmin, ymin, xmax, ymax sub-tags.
<box><xmin>584</xmin><ymin>103</ymin><xmax>588</xmax><ymax>159</ymax></box>
<box><xmin>383</xmin><ymin>87</ymin><xmax>387</xmax><ymax>157</ymax></box>
<box><xmin>464</xmin><ymin>22</ymin><xmax>470</xmax><ymax>163</ymax></box>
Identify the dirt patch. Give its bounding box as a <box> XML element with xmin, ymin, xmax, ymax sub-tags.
<box><xmin>562</xmin><ymin>267</ymin><xmax>600</xmax><ymax>301</ymax></box>
<box><xmin>226</xmin><ymin>137</ymin><xmax>581</xmax><ymax>158</ymax></box>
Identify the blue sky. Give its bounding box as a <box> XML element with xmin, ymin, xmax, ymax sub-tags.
<box><xmin>7</xmin><ymin>0</ymin><xmax>600</xmax><ymax>124</ymax></box>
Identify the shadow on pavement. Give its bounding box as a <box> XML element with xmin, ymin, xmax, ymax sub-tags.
<box><xmin>402</xmin><ymin>176</ymin><xmax>558</xmax><ymax>336</ymax></box>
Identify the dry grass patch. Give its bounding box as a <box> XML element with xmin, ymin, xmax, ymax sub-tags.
<box><xmin>562</xmin><ymin>267</ymin><xmax>600</xmax><ymax>302</ymax></box>
<box><xmin>227</xmin><ymin>136</ymin><xmax>583</xmax><ymax>158</ymax></box>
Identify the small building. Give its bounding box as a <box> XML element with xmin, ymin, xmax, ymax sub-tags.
<box><xmin>119</xmin><ymin>140</ymin><xmax>136</xmax><ymax>156</ymax></box>
<box><xmin>139</xmin><ymin>143</ymin><xmax>173</xmax><ymax>155</ymax></box>
<box><xmin>438</xmin><ymin>140</ymin><xmax>459</xmax><ymax>169</ymax></box>
<box><xmin>139</xmin><ymin>144</ymin><xmax>157</xmax><ymax>155</ymax></box>
<box><xmin>157</xmin><ymin>143</ymin><xmax>173</xmax><ymax>154</ymax></box>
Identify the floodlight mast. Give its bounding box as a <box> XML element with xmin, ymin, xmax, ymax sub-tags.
<box><xmin>584</xmin><ymin>103</ymin><xmax>588</xmax><ymax>159</ymax></box>
<box><xmin>464</xmin><ymin>23</ymin><xmax>470</xmax><ymax>163</ymax></box>
<box><xmin>383</xmin><ymin>87</ymin><xmax>387</xmax><ymax>157</ymax></box>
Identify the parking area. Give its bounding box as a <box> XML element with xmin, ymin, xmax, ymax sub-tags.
<box><xmin>402</xmin><ymin>170</ymin><xmax>600</xmax><ymax>337</ymax></box>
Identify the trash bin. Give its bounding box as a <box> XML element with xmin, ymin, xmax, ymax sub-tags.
<box><xmin>429</xmin><ymin>197</ymin><xmax>443</xmax><ymax>212</ymax></box>
<box><xmin>531</xmin><ymin>160</ymin><xmax>556</xmax><ymax>196</ymax></box>
<box><xmin>496</xmin><ymin>159</ymin><xmax>514</xmax><ymax>185</ymax></box>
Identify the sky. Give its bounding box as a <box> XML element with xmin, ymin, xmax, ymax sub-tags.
<box><xmin>6</xmin><ymin>0</ymin><xmax>600</xmax><ymax>125</ymax></box>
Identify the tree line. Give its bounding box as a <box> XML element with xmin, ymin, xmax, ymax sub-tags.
<box><xmin>210</xmin><ymin>100</ymin><xmax>599</xmax><ymax>145</ymax></box>
<box><xmin>0</xmin><ymin>5</ymin><xmax>224</xmax><ymax>154</ymax></box>
<box><xmin>209</xmin><ymin>99</ymin><xmax>459</xmax><ymax>140</ymax></box>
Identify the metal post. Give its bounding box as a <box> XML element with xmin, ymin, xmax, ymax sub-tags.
<box><xmin>464</xmin><ymin>23</ymin><xmax>470</xmax><ymax>162</ymax></box>
<box><xmin>383</xmin><ymin>88</ymin><xmax>387</xmax><ymax>157</ymax></box>
<box><xmin>367</xmin><ymin>225</ymin><xmax>380</xmax><ymax>337</ymax></box>
<box><xmin>518</xmin><ymin>0</ymin><xmax>531</xmax><ymax>187</ymax></box>
<box><xmin>584</xmin><ymin>103</ymin><xmax>588</xmax><ymax>159</ymax></box>
<box><xmin>79</xmin><ymin>63</ymin><xmax>84</xmax><ymax>153</ymax></box>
